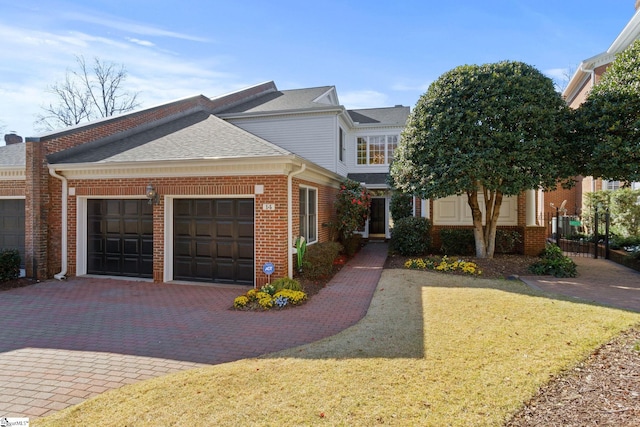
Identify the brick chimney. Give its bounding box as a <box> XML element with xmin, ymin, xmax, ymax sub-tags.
<box><xmin>3</xmin><ymin>132</ymin><xmax>23</xmax><ymax>145</ymax></box>
<box><xmin>636</xmin><ymin>0</ymin><xmax>640</xmax><ymax>10</ymax></box>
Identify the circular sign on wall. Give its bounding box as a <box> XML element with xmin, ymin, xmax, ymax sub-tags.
<box><xmin>263</xmin><ymin>262</ymin><xmax>275</xmax><ymax>275</ymax></box>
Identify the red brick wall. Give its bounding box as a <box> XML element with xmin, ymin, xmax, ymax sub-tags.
<box><xmin>60</xmin><ymin>173</ymin><xmax>339</xmax><ymax>286</ymax></box>
<box><xmin>0</xmin><ymin>180</ymin><xmax>25</xmax><ymax>196</ymax></box>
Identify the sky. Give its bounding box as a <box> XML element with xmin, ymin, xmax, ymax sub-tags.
<box><xmin>0</xmin><ymin>0</ymin><xmax>637</xmax><ymax>144</ymax></box>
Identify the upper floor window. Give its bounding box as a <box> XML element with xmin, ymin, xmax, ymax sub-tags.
<box><xmin>339</xmin><ymin>127</ymin><xmax>345</xmax><ymax>162</ymax></box>
<box><xmin>357</xmin><ymin>135</ymin><xmax>398</xmax><ymax>165</ymax></box>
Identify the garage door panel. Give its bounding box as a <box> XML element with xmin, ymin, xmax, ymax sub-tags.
<box><xmin>106</xmin><ymin>219</ymin><xmax>120</xmax><ymax>233</ymax></box>
<box><xmin>216</xmin><ymin>261</ymin><xmax>234</xmax><ymax>281</ymax></box>
<box><xmin>173</xmin><ymin>198</ymin><xmax>254</xmax><ymax>285</ymax></box>
<box><xmin>174</xmin><ymin>220</ymin><xmax>191</xmax><ymax>236</ymax></box>
<box><xmin>216</xmin><ymin>241</ymin><xmax>233</xmax><ymax>258</ymax></box>
<box><xmin>216</xmin><ymin>200</ymin><xmax>233</xmax><ymax>217</ymax></box>
<box><xmin>216</xmin><ymin>221</ymin><xmax>233</xmax><ymax>238</ymax></box>
<box><xmin>105</xmin><ymin>200</ymin><xmax>121</xmax><ymax>215</ymax></box>
<box><xmin>195</xmin><ymin>220</ymin><xmax>213</xmax><ymax>237</ymax></box>
<box><xmin>195</xmin><ymin>200</ymin><xmax>213</xmax><ymax>216</ymax></box>
<box><xmin>238</xmin><ymin>222</ymin><xmax>254</xmax><ymax>238</ymax></box>
<box><xmin>174</xmin><ymin>239</ymin><xmax>191</xmax><ymax>257</ymax></box>
<box><xmin>195</xmin><ymin>241</ymin><xmax>212</xmax><ymax>257</ymax></box>
<box><xmin>237</xmin><ymin>200</ymin><xmax>254</xmax><ymax>217</ymax></box>
<box><xmin>123</xmin><ymin>238</ymin><xmax>140</xmax><ymax>255</ymax></box>
<box><xmin>106</xmin><ymin>238</ymin><xmax>120</xmax><ymax>253</ymax></box>
<box><xmin>238</xmin><ymin>242</ymin><xmax>254</xmax><ymax>259</ymax></box>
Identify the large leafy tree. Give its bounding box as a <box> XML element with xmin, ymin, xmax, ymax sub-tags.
<box><xmin>391</xmin><ymin>61</ymin><xmax>573</xmax><ymax>258</ymax></box>
<box><xmin>575</xmin><ymin>39</ymin><xmax>640</xmax><ymax>182</ymax></box>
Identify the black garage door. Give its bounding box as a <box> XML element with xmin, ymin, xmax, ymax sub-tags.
<box><xmin>0</xmin><ymin>199</ymin><xmax>25</xmax><ymax>268</ymax></box>
<box><xmin>174</xmin><ymin>199</ymin><xmax>254</xmax><ymax>285</ymax></box>
<box><xmin>87</xmin><ymin>199</ymin><xmax>153</xmax><ymax>278</ymax></box>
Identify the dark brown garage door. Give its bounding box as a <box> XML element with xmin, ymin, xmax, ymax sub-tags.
<box><xmin>0</xmin><ymin>199</ymin><xmax>25</xmax><ymax>268</ymax></box>
<box><xmin>87</xmin><ymin>199</ymin><xmax>153</xmax><ymax>278</ymax></box>
<box><xmin>173</xmin><ymin>199</ymin><xmax>254</xmax><ymax>285</ymax></box>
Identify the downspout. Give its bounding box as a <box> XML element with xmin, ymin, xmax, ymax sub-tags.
<box><xmin>287</xmin><ymin>162</ymin><xmax>306</xmax><ymax>278</ymax></box>
<box><xmin>49</xmin><ymin>168</ymin><xmax>68</xmax><ymax>280</ymax></box>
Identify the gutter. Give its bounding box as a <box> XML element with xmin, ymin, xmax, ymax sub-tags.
<box><xmin>287</xmin><ymin>163</ymin><xmax>306</xmax><ymax>278</ymax></box>
<box><xmin>48</xmin><ymin>168</ymin><xmax>68</xmax><ymax>280</ymax></box>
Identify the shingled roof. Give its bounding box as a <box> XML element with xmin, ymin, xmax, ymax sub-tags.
<box><xmin>348</xmin><ymin>106</ymin><xmax>410</xmax><ymax>126</ymax></box>
<box><xmin>48</xmin><ymin>110</ymin><xmax>292</xmax><ymax>164</ymax></box>
<box><xmin>0</xmin><ymin>142</ymin><xmax>25</xmax><ymax>167</ymax></box>
<box><xmin>216</xmin><ymin>86</ymin><xmax>337</xmax><ymax>114</ymax></box>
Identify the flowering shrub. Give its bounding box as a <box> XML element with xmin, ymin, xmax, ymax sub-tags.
<box><xmin>233</xmin><ymin>286</ymin><xmax>308</xmax><ymax>310</ymax></box>
<box><xmin>335</xmin><ymin>179</ymin><xmax>371</xmax><ymax>241</ymax></box>
<box><xmin>404</xmin><ymin>255</ymin><xmax>482</xmax><ymax>276</ymax></box>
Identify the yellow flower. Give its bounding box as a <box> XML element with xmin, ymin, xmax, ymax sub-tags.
<box><xmin>234</xmin><ymin>296</ymin><xmax>249</xmax><ymax>308</ymax></box>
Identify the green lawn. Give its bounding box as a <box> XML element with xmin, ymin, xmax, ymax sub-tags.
<box><xmin>35</xmin><ymin>270</ymin><xmax>640</xmax><ymax>426</ymax></box>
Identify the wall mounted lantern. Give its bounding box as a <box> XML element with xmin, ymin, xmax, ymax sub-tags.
<box><xmin>146</xmin><ymin>183</ymin><xmax>159</xmax><ymax>205</ymax></box>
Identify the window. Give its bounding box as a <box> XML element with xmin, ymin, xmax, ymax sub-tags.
<box><xmin>339</xmin><ymin>127</ymin><xmax>345</xmax><ymax>162</ymax></box>
<box><xmin>299</xmin><ymin>187</ymin><xmax>317</xmax><ymax>243</ymax></box>
<box><xmin>605</xmin><ymin>180</ymin><xmax>621</xmax><ymax>191</ymax></box>
<box><xmin>356</xmin><ymin>135</ymin><xmax>399</xmax><ymax>165</ymax></box>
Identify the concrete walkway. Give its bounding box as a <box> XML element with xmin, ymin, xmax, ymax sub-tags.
<box><xmin>521</xmin><ymin>256</ymin><xmax>640</xmax><ymax>312</ymax></box>
<box><xmin>0</xmin><ymin>242</ymin><xmax>387</xmax><ymax>419</ymax></box>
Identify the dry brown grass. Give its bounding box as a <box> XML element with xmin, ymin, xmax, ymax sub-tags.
<box><xmin>35</xmin><ymin>270</ymin><xmax>640</xmax><ymax>427</ymax></box>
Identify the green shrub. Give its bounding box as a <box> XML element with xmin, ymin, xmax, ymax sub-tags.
<box><xmin>0</xmin><ymin>249</ymin><xmax>20</xmax><ymax>282</ymax></box>
<box><xmin>303</xmin><ymin>242</ymin><xmax>343</xmax><ymax>280</ymax></box>
<box><xmin>495</xmin><ymin>230</ymin><xmax>522</xmax><ymax>254</ymax></box>
<box><xmin>341</xmin><ymin>233</ymin><xmax>363</xmax><ymax>257</ymax></box>
<box><xmin>528</xmin><ymin>244</ymin><xmax>577</xmax><ymax>278</ymax></box>
<box><xmin>609</xmin><ymin>235</ymin><xmax>640</xmax><ymax>250</ymax></box>
<box><xmin>440</xmin><ymin>229</ymin><xmax>475</xmax><ymax>256</ymax></box>
<box><xmin>271</xmin><ymin>277</ymin><xmax>303</xmax><ymax>292</ymax></box>
<box><xmin>390</xmin><ymin>192</ymin><xmax>413</xmax><ymax>222</ymax></box>
<box><xmin>390</xmin><ymin>217</ymin><xmax>432</xmax><ymax>256</ymax></box>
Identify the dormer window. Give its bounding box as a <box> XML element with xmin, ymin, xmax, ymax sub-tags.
<box><xmin>356</xmin><ymin>135</ymin><xmax>398</xmax><ymax>165</ymax></box>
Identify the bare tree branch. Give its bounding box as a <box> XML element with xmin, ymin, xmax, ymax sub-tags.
<box><xmin>35</xmin><ymin>56</ymin><xmax>141</xmax><ymax>132</ymax></box>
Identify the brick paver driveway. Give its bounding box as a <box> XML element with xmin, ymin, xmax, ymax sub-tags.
<box><xmin>0</xmin><ymin>243</ymin><xmax>387</xmax><ymax>418</ymax></box>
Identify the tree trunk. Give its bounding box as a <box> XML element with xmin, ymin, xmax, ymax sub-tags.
<box><xmin>467</xmin><ymin>187</ymin><xmax>504</xmax><ymax>259</ymax></box>
<box><xmin>467</xmin><ymin>189</ymin><xmax>487</xmax><ymax>258</ymax></box>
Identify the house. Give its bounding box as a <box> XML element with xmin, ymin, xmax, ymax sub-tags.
<box><xmin>549</xmin><ymin>1</ymin><xmax>640</xmax><ymax>216</ymax></box>
<box><xmin>0</xmin><ymin>82</ymin><xmax>409</xmax><ymax>287</ymax></box>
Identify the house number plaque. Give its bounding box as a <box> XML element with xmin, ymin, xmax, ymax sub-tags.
<box><xmin>262</xmin><ymin>204</ymin><xmax>276</xmax><ymax>211</ymax></box>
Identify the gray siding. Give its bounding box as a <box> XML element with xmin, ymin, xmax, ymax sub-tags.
<box><xmin>228</xmin><ymin>115</ymin><xmax>340</xmax><ymax>174</ymax></box>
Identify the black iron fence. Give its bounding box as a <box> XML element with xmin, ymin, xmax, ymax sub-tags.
<box><xmin>540</xmin><ymin>208</ymin><xmax>611</xmax><ymax>259</ymax></box>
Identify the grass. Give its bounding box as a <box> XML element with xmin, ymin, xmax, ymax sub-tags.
<box><xmin>35</xmin><ymin>270</ymin><xmax>640</xmax><ymax>426</ymax></box>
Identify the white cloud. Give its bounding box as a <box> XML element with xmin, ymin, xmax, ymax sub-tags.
<box><xmin>61</xmin><ymin>11</ymin><xmax>211</xmax><ymax>43</ymax></box>
<box><xmin>126</xmin><ymin>37</ymin><xmax>155</xmax><ymax>47</ymax></box>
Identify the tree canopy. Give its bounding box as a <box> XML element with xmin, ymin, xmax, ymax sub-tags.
<box><xmin>575</xmin><ymin>39</ymin><xmax>640</xmax><ymax>182</ymax></box>
<box><xmin>391</xmin><ymin>61</ymin><xmax>573</xmax><ymax>257</ymax></box>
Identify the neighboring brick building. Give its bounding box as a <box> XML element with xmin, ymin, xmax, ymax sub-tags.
<box><xmin>546</xmin><ymin>2</ymin><xmax>640</xmax><ymax>218</ymax></box>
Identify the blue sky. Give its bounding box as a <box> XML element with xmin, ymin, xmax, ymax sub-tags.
<box><xmin>0</xmin><ymin>0</ymin><xmax>636</xmax><ymax>142</ymax></box>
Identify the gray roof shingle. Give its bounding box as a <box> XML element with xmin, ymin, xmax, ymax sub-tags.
<box><xmin>49</xmin><ymin>111</ymin><xmax>292</xmax><ymax>164</ymax></box>
<box><xmin>0</xmin><ymin>143</ymin><xmax>25</xmax><ymax>167</ymax></box>
<box><xmin>348</xmin><ymin>106</ymin><xmax>410</xmax><ymax>125</ymax></box>
<box><xmin>217</xmin><ymin>86</ymin><xmax>336</xmax><ymax>114</ymax></box>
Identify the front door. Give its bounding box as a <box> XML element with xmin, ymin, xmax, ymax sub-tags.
<box><xmin>368</xmin><ymin>198</ymin><xmax>386</xmax><ymax>237</ymax></box>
